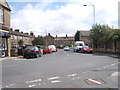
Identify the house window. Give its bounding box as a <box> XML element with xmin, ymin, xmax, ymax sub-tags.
<box><xmin>0</xmin><ymin>9</ymin><xmax>3</xmax><ymax>24</ymax></box>
<box><xmin>2</xmin><ymin>38</ymin><xmax>7</xmax><ymax>50</ymax></box>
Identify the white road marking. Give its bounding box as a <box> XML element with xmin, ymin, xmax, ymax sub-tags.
<box><xmin>111</xmin><ymin>63</ymin><xmax>116</xmax><ymax>66</ymax></box>
<box><xmin>88</xmin><ymin>79</ymin><xmax>102</xmax><ymax>85</ymax></box>
<box><xmin>29</xmin><ymin>84</ymin><xmax>36</xmax><ymax>88</ymax></box>
<box><xmin>110</xmin><ymin>72</ymin><xmax>118</xmax><ymax>76</ymax></box>
<box><xmin>103</xmin><ymin>65</ymin><xmax>109</xmax><ymax>68</ymax></box>
<box><xmin>67</xmin><ymin>73</ymin><xmax>77</xmax><ymax>77</ymax></box>
<box><xmin>48</xmin><ymin>76</ymin><xmax>60</xmax><ymax>80</ymax></box>
<box><xmin>77</xmin><ymin>77</ymin><xmax>80</xmax><ymax>79</ymax></box>
<box><xmin>51</xmin><ymin>80</ymin><xmax>61</xmax><ymax>83</ymax></box>
<box><xmin>5</xmin><ymin>83</ymin><xmax>15</xmax><ymax>88</ymax></box>
<box><xmin>26</xmin><ymin>79</ymin><xmax>41</xmax><ymax>83</ymax></box>
<box><xmin>67</xmin><ymin>55</ymin><xmax>70</xmax><ymax>56</ymax></box>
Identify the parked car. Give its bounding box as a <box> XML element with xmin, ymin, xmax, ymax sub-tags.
<box><xmin>43</xmin><ymin>47</ymin><xmax>52</xmax><ymax>54</ymax></box>
<box><xmin>81</xmin><ymin>46</ymin><xmax>93</xmax><ymax>53</ymax></box>
<box><xmin>48</xmin><ymin>45</ymin><xmax>57</xmax><ymax>52</ymax></box>
<box><xmin>74</xmin><ymin>41</ymin><xmax>85</xmax><ymax>52</ymax></box>
<box><xmin>23</xmin><ymin>46</ymin><xmax>41</xmax><ymax>58</ymax></box>
<box><xmin>64</xmin><ymin>46</ymin><xmax>70</xmax><ymax>51</ymax></box>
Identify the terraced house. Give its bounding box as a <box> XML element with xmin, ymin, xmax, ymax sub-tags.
<box><xmin>0</xmin><ymin>0</ymin><xmax>11</xmax><ymax>57</ymax></box>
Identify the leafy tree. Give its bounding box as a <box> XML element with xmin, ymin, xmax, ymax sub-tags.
<box><xmin>89</xmin><ymin>24</ymin><xmax>114</xmax><ymax>45</ymax></box>
<box><xmin>75</xmin><ymin>31</ymin><xmax>80</xmax><ymax>41</ymax></box>
<box><xmin>109</xmin><ymin>29</ymin><xmax>120</xmax><ymax>40</ymax></box>
<box><xmin>18</xmin><ymin>40</ymin><xmax>24</xmax><ymax>47</ymax></box>
<box><xmin>32</xmin><ymin>36</ymin><xmax>45</xmax><ymax>46</ymax></box>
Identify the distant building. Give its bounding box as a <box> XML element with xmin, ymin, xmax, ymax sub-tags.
<box><xmin>0</xmin><ymin>0</ymin><xmax>11</xmax><ymax>57</ymax></box>
<box><xmin>45</xmin><ymin>33</ymin><xmax>54</xmax><ymax>46</ymax></box>
<box><xmin>10</xmin><ymin>29</ymin><xmax>35</xmax><ymax>48</ymax></box>
<box><xmin>54</xmin><ymin>34</ymin><xmax>75</xmax><ymax>47</ymax></box>
<box><xmin>79</xmin><ymin>31</ymin><xmax>91</xmax><ymax>46</ymax></box>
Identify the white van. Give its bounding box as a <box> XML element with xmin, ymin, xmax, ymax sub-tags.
<box><xmin>74</xmin><ymin>41</ymin><xmax>85</xmax><ymax>52</ymax></box>
<box><xmin>48</xmin><ymin>45</ymin><xmax>57</xmax><ymax>52</ymax></box>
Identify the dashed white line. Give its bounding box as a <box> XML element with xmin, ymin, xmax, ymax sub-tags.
<box><xmin>26</xmin><ymin>79</ymin><xmax>41</xmax><ymax>84</ymax></box>
<box><xmin>29</xmin><ymin>84</ymin><xmax>36</xmax><ymax>88</ymax></box>
<box><xmin>47</xmin><ymin>76</ymin><xmax>60</xmax><ymax>80</ymax></box>
<box><xmin>111</xmin><ymin>63</ymin><xmax>116</xmax><ymax>66</ymax></box>
<box><xmin>5</xmin><ymin>83</ymin><xmax>15</xmax><ymax>88</ymax></box>
<box><xmin>51</xmin><ymin>80</ymin><xmax>61</xmax><ymax>83</ymax></box>
<box><xmin>88</xmin><ymin>79</ymin><xmax>102</xmax><ymax>85</ymax></box>
<box><xmin>103</xmin><ymin>65</ymin><xmax>109</xmax><ymax>68</ymax></box>
<box><xmin>67</xmin><ymin>73</ymin><xmax>77</xmax><ymax>77</ymax></box>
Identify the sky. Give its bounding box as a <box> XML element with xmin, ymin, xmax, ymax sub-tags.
<box><xmin>6</xmin><ymin>0</ymin><xmax>119</xmax><ymax>37</ymax></box>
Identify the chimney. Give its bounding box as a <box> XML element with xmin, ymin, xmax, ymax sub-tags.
<box><xmin>48</xmin><ymin>33</ymin><xmax>50</xmax><ymax>36</ymax></box>
<box><xmin>66</xmin><ymin>34</ymin><xmax>67</xmax><ymax>37</ymax></box>
<box><xmin>30</xmin><ymin>31</ymin><xmax>34</xmax><ymax>36</ymax></box>
<box><xmin>56</xmin><ymin>35</ymin><xmax>57</xmax><ymax>37</ymax></box>
<box><xmin>15</xmin><ymin>29</ymin><xmax>20</xmax><ymax>32</ymax></box>
<box><xmin>10</xmin><ymin>28</ymin><xmax>13</xmax><ymax>31</ymax></box>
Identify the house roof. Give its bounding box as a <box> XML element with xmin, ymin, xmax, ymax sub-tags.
<box><xmin>10</xmin><ymin>30</ymin><xmax>34</xmax><ymax>38</ymax></box>
<box><xmin>55</xmin><ymin>36</ymin><xmax>75</xmax><ymax>41</ymax></box>
<box><xmin>0</xmin><ymin>0</ymin><xmax>11</xmax><ymax>11</ymax></box>
<box><xmin>80</xmin><ymin>31</ymin><xmax>90</xmax><ymax>37</ymax></box>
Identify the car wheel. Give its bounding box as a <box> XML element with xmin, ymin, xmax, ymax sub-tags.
<box><xmin>36</xmin><ymin>54</ymin><xmax>39</xmax><ymax>58</ymax></box>
<box><xmin>23</xmin><ymin>55</ymin><xmax>26</xmax><ymax>58</ymax></box>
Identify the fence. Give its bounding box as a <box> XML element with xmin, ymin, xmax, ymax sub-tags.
<box><xmin>93</xmin><ymin>39</ymin><xmax>120</xmax><ymax>54</ymax></box>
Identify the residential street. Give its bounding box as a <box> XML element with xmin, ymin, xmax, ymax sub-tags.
<box><xmin>1</xmin><ymin>49</ymin><xmax>119</xmax><ymax>88</ymax></box>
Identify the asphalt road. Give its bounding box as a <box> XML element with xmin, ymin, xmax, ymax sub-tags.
<box><xmin>1</xmin><ymin>49</ymin><xmax>119</xmax><ymax>88</ymax></box>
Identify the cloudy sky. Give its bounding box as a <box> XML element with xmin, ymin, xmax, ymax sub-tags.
<box><xmin>7</xmin><ymin>0</ymin><xmax>119</xmax><ymax>37</ymax></box>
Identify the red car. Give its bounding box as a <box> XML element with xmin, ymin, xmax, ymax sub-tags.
<box><xmin>43</xmin><ymin>47</ymin><xmax>52</xmax><ymax>54</ymax></box>
<box><xmin>81</xmin><ymin>46</ymin><xmax>93</xmax><ymax>53</ymax></box>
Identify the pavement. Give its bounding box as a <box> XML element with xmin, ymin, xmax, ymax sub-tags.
<box><xmin>0</xmin><ymin>57</ymin><xmax>18</xmax><ymax>61</ymax></box>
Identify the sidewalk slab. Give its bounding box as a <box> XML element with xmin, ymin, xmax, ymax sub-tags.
<box><xmin>0</xmin><ymin>57</ymin><xmax>18</xmax><ymax>61</ymax></box>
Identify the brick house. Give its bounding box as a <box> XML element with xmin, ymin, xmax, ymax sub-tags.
<box><xmin>45</xmin><ymin>33</ymin><xmax>54</xmax><ymax>46</ymax></box>
<box><xmin>54</xmin><ymin>34</ymin><xmax>75</xmax><ymax>47</ymax></box>
<box><xmin>10</xmin><ymin>29</ymin><xmax>35</xmax><ymax>48</ymax></box>
<box><xmin>0</xmin><ymin>0</ymin><xmax>11</xmax><ymax>57</ymax></box>
<box><xmin>79</xmin><ymin>31</ymin><xmax>91</xmax><ymax>46</ymax></box>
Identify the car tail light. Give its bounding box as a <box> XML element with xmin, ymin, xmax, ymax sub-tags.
<box><xmin>23</xmin><ymin>50</ymin><xmax>26</xmax><ymax>52</ymax></box>
<box><xmin>90</xmin><ymin>48</ymin><xmax>93</xmax><ymax>50</ymax></box>
<box><xmin>33</xmin><ymin>50</ymin><xmax>37</xmax><ymax>52</ymax></box>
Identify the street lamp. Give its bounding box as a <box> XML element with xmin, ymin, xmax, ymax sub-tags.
<box><xmin>45</xmin><ymin>29</ymin><xmax>47</xmax><ymax>46</ymax></box>
<box><xmin>83</xmin><ymin>4</ymin><xmax>95</xmax><ymax>25</ymax></box>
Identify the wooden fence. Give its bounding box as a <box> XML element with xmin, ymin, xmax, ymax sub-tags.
<box><xmin>93</xmin><ymin>39</ymin><xmax>120</xmax><ymax>54</ymax></box>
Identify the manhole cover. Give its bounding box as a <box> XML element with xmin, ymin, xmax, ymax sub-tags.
<box><xmin>85</xmin><ymin>79</ymin><xmax>106</xmax><ymax>85</ymax></box>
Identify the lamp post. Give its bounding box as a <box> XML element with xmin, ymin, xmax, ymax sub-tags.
<box><xmin>45</xmin><ymin>29</ymin><xmax>47</xmax><ymax>46</ymax></box>
<box><xmin>83</xmin><ymin>4</ymin><xmax>95</xmax><ymax>25</ymax></box>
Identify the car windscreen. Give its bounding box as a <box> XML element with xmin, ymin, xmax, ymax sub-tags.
<box><xmin>77</xmin><ymin>43</ymin><xmax>83</xmax><ymax>46</ymax></box>
<box><xmin>25</xmin><ymin>47</ymin><xmax>35</xmax><ymax>50</ymax></box>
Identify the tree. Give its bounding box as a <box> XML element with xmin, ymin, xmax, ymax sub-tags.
<box><xmin>89</xmin><ymin>24</ymin><xmax>113</xmax><ymax>45</ymax></box>
<box><xmin>18</xmin><ymin>40</ymin><xmax>24</xmax><ymax>47</ymax></box>
<box><xmin>32</xmin><ymin>36</ymin><xmax>45</xmax><ymax>46</ymax></box>
<box><xmin>75</xmin><ymin>31</ymin><xmax>80</xmax><ymax>41</ymax></box>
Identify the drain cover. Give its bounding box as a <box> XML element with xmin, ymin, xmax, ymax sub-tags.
<box><xmin>85</xmin><ymin>79</ymin><xmax>106</xmax><ymax>85</ymax></box>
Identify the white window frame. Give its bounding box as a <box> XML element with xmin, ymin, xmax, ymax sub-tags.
<box><xmin>0</xmin><ymin>9</ymin><xmax>3</xmax><ymax>24</ymax></box>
